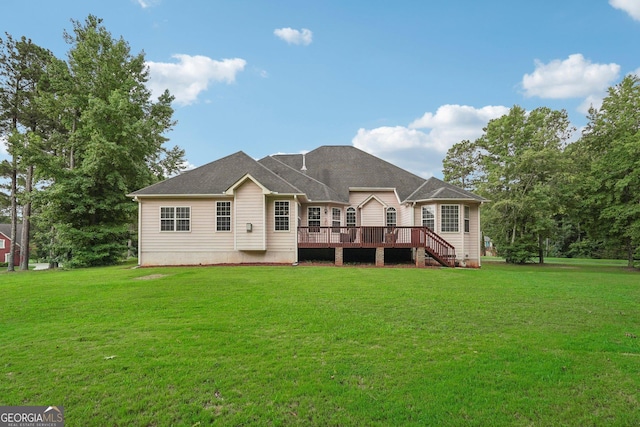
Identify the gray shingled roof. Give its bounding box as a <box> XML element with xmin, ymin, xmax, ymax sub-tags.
<box><xmin>406</xmin><ymin>177</ymin><xmax>487</xmax><ymax>202</ymax></box>
<box><xmin>130</xmin><ymin>151</ymin><xmax>302</xmax><ymax>196</ymax></box>
<box><xmin>271</xmin><ymin>146</ymin><xmax>428</xmax><ymax>202</ymax></box>
<box><xmin>258</xmin><ymin>156</ymin><xmax>346</xmax><ymax>203</ymax></box>
<box><xmin>129</xmin><ymin>146</ymin><xmax>486</xmax><ymax>203</ymax></box>
<box><xmin>0</xmin><ymin>223</ymin><xmax>22</xmax><ymax>246</ymax></box>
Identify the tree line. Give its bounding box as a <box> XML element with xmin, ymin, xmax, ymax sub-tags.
<box><xmin>443</xmin><ymin>75</ymin><xmax>640</xmax><ymax>267</ymax></box>
<box><xmin>0</xmin><ymin>15</ymin><xmax>185</xmax><ymax>270</ymax></box>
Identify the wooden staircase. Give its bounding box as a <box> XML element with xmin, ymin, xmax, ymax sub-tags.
<box><xmin>421</xmin><ymin>227</ymin><xmax>456</xmax><ymax>268</ymax></box>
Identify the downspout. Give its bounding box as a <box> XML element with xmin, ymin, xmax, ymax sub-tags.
<box><xmin>411</xmin><ymin>202</ymin><xmax>416</xmax><ymax>226</ymax></box>
<box><xmin>294</xmin><ymin>195</ymin><xmax>299</xmax><ymax>265</ymax></box>
<box><xmin>459</xmin><ymin>204</ymin><xmax>465</xmax><ymax>267</ymax></box>
<box><xmin>411</xmin><ymin>202</ymin><xmax>416</xmax><ymax>262</ymax></box>
<box><xmin>477</xmin><ymin>203</ymin><xmax>483</xmax><ymax>267</ymax></box>
<box><xmin>136</xmin><ymin>197</ymin><xmax>142</xmax><ymax>266</ymax></box>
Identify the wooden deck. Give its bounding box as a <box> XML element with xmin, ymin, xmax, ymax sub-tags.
<box><xmin>298</xmin><ymin>226</ymin><xmax>456</xmax><ymax>267</ymax></box>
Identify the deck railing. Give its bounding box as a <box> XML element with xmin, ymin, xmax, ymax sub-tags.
<box><xmin>297</xmin><ymin>226</ymin><xmax>456</xmax><ymax>267</ymax></box>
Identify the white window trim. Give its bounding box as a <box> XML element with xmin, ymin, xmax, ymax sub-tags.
<box><xmin>274</xmin><ymin>200</ymin><xmax>290</xmax><ymax>232</ymax></box>
<box><xmin>386</xmin><ymin>207</ymin><xmax>397</xmax><ymax>227</ymax></box>
<box><xmin>159</xmin><ymin>206</ymin><xmax>191</xmax><ymax>232</ymax></box>
<box><xmin>308</xmin><ymin>206</ymin><xmax>321</xmax><ymax>225</ymax></box>
<box><xmin>422</xmin><ymin>205</ymin><xmax>435</xmax><ymax>230</ymax></box>
<box><xmin>441</xmin><ymin>204</ymin><xmax>459</xmax><ymax>233</ymax></box>
<box><xmin>464</xmin><ymin>205</ymin><xmax>471</xmax><ymax>233</ymax></box>
<box><xmin>346</xmin><ymin>207</ymin><xmax>357</xmax><ymax>227</ymax></box>
<box><xmin>0</xmin><ymin>239</ymin><xmax>5</xmax><ymax>249</ymax></box>
<box><xmin>216</xmin><ymin>201</ymin><xmax>232</xmax><ymax>232</ymax></box>
<box><xmin>331</xmin><ymin>207</ymin><xmax>341</xmax><ymax>232</ymax></box>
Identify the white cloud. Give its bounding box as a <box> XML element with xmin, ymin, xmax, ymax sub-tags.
<box><xmin>609</xmin><ymin>0</ymin><xmax>640</xmax><ymax>20</ymax></box>
<box><xmin>146</xmin><ymin>54</ymin><xmax>246</xmax><ymax>105</ymax></box>
<box><xmin>274</xmin><ymin>27</ymin><xmax>313</xmax><ymax>45</ymax></box>
<box><xmin>577</xmin><ymin>94</ymin><xmax>605</xmax><ymax>115</ymax></box>
<box><xmin>135</xmin><ymin>0</ymin><xmax>160</xmax><ymax>8</ymax></box>
<box><xmin>522</xmin><ymin>54</ymin><xmax>620</xmax><ymax>99</ymax></box>
<box><xmin>0</xmin><ymin>134</ymin><xmax>7</xmax><ymax>157</ymax></box>
<box><xmin>353</xmin><ymin>105</ymin><xmax>509</xmax><ymax>177</ymax></box>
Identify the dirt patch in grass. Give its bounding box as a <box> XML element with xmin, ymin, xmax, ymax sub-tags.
<box><xmin>134</xmin><ymin>274</ymin><xmax>169</xmax><ymax>280</ymax></box>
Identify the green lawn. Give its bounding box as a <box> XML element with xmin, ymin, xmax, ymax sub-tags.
<box><xmin>1</xmin><ymin>261</ymin><xmax>639</xmax><ymax>426</ymax></box>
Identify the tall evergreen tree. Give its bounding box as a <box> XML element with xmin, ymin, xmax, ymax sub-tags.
<box><xmin>37</xmin><ymin>15</ymin><xmax>184</xmax><ymax>267</ymax></box>
<box><xmin>0</xmin><ymin>34</ymin><xmax>52</xmax><ymax>270</ymax></box>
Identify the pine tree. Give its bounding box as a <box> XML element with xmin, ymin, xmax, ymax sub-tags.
<box><xmin>0</xmin><ymin>34</ymin><xmax>53</xmax><ymax>270</ymax></box>
<box><xmin>37</xmin><ymin>16</ymin><xmax>184</xmax><ymax>267</ymax></box>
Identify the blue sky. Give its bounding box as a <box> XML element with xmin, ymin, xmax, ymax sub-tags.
<box><xmin>2</xmin><ymin>0</ymin><xmax>639</xmax><ymax>178</ymax></box>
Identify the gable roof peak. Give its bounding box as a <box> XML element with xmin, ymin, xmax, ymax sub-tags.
<box><xmin>130</xmin><ymin>150</ymin><xmax>301</xmax><ymax>197</ymax></box>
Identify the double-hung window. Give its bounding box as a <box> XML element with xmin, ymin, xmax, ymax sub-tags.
<box><xmin>331</xmin><ymin>208</ymin><xmax>341</xmax><ymax>232</ymax></box>
<box><xmin>422</xmin><ymin>206</ymin><xmax>435</xmax><ymax>230</ymax></box>
<box><xmin>160</xmin><ymin>206</ymin><xmax>190</xmax><ymax>232</ymax></box>
<box><xmin>216</xmin><ymin>201</ymin><xmax>231</xmax><ymax>231</ymax></box>
<box><xmin>464</xmin><ymin>206</ymin><xmax>470</xmax><ymax>233</ymax></box>
<box><xmin>275</xmin><ymin>201</ymin><xmax>290</xmax><ymax>231</ymax></box>
<box><xmin>441</xmin><ymin>205</ymin><xmax>459</xmax><ymax>233</ymax></box>
<box><xmin>308</xmin><ymin>207</ymin><xmax>321</xmax><ymax>232</ymax></box>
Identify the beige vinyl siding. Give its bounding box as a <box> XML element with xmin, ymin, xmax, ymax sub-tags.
<box><xmin>411</xmin><ymin>202</ymin><xmax>482</xmax><ymax>266</ymax></box>
<box><xmin>138</xmin><ymin>195</ymin><xmax>297</xmax><ymax>266</ymax></box>
<box><xmin>462</xmin><ymin>204</ymin><xmax>482</xmax><ymax>267</ymax></box>
<box><xmin>399</xmin><ymin>204</ymin><xmax>413</xmax><ymax>226</ymax></box>
<box><xmin>235</xmin><ymin>180</ymin><xmax>266</xmax><ymax>250</ymax></box>
<box><xmin>350</xmin><ymin>191</ymin><xmax>400</xmax><ymax>226</ymax></box>
<box><xmin>266</xmin><ymin>197</ymin><xmax>297</xmax><ymax>253</ymax></box>
<box><xmin>360</xmin><ymin>198</ymin><xmax>384</xmax><ymax>226</ymax></box>
<box><xmin>349</xmin><ymin>191</ymin><xmax>399</xmax><ymax>209</ymax></box>
<box><xmin>139</xmin><ymin>198</ymin><xmax>233</xmax><ymax>265</ymax></box>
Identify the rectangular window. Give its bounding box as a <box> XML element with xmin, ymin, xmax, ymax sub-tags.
<box><xmin>275</xmin><ymin>201</ymin><xmax>290</xmax><ymax>231</ymax></box>
<box><xmin>0</xmin><ymin>239</ymin><xmax>5</xmax><ymax>249</ymax></box>
<box><xmin>308</xmin><ymin>207</ymin><xmax>321</xmax><ymax>232</ymax></box>
<box><xmin>422</xmin><ymin>206</ymin><xmax>435</xmax><ymax>230</ymax></box>
<box><xmin>464</xmin><ymin>206</ymin><xmax>470</xmax><ymax>233</ymax></box>
<box><xmin>332</xmin><ymin>208</ymin><xmax>341</xmax><ymax>232</ymax></box>
<box><xmin>441</xmin><ymin>205</ymin><xmax>459</xmax><ymax>232</ymax></box>
<box><xmin>175</xmin><ymin>207</ymin><xmax>191</xmax><ymax>231</ymax></box>
<box><xmin>160</xmin><ymin>206</ymin><xmax>190</xmax><ymax>232</ymax></box>
<box><xmin>216</xmin><ymin>201</ymin><xmax>231</xmax><ymax>231</ymax></box>
<box><xmin>160</xmin><ymin>206</ymin><xmax>175</xmax><ymax>231</ymax></box>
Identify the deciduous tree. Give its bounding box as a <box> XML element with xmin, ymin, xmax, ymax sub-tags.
<box><xmin>442</xmin><ymin>139</ymin><xmax>480</xmax><ymax>191</ymax></box>
<box><xmin>578</xmin><ymin>75</ymin><xmax>640</xmax><ymax>267</ymax></box>
<box><xmin>475</xmin><ymin>106</ymin><xmax>573</xmax><ymax>263</ymax></box>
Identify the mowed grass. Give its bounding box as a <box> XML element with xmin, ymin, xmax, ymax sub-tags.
<box><xmin>1</xmin><ymin>261</ymin><xmax>639</xmax><ymax>426</ymax></box>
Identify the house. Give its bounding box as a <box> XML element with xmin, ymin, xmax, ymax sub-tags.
<box><xmin>0</xmin><ymin>223</ymin><xmax>22</xmax><ymax>266</ymax></box>
<box><xmin>129</xmin><ymin>145</ymin><xmax>487</xmax><ymax>268</ymax></box>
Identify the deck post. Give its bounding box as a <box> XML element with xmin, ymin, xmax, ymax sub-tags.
<box><xmin>375</xmin><ymin>247</ymin><xmax>384</xmax><ymax>267</ymax></box>
<box><xmin>415</xmin><ymin>247</ymin><xmax>425</xmax><ymax>267</ymax></box>
<box><xmin>335</xmin><ymin>247</ymin><xmax>343</xmax><ymax>266</ymax></box>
